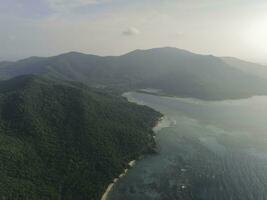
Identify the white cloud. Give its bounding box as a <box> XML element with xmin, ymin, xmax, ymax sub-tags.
<box><xmin>122</xmin><ymin>27</ymin><xmax>140</xmax><ymax>36</ymax></box>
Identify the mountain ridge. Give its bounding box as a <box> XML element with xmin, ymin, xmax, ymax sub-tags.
<box><xmin>2</xmin><ymin>47</ymin><xmax>266</xmax><ymax>66</ymax></box>
<box><xmin>1</xmin><ymin>47</ymin><xmax>267</xmax><ymax>100</ymax></box>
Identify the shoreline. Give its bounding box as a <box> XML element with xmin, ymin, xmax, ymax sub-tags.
<box><xmin>100</xmin><ymin>160</ymin><xmax>136</xmax><ymax>200</ymax></box>
<box><xmin>153</xmin><ymin>116</ymin><xmax>173</xmax><ymax>133</ymax></box>
<box><xmin>100</xmin><ymin>116</ymin><xmax>167</xmax><ymax>200</ymax></box>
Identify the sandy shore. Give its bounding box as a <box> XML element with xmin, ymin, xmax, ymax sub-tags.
<box><xmin>100</xmin><ymin>116</ymin><xmax>170</xmax><ymax>200</ymax></box>
<box><xmin>100</xmin><ymin>160</ymin><xmax>136</xmax><ymax>200</ymax></box>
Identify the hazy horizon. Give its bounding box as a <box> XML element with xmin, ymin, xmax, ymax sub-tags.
<box><xmin>2</xmin><ymin>46</ymin><xmax>267</xmax><ymax>67</ymax></box>
<box><xmin>1</xmin><ymin>0</ymin><xmax>267</xmax><ymax>64</ymax></box>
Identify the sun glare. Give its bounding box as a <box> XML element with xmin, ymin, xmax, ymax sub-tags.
<box><xmin>245</xmin><ymin>18</ymin><xmax>267</xmax><ymax>53</ymax></box>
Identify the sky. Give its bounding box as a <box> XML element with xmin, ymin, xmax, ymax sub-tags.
<box><xmin>1</xmin><ymin>0</ymin><xmax>267</xmax><ymax>63</ymax></box>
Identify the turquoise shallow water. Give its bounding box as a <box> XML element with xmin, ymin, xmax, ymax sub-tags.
<box><xmin>108</xmin><ymin>92</ymin><xmax>267</xmax><ymax>200</ymax></box>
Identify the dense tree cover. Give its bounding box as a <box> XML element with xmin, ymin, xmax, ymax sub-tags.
<box><xmin>0</xmin><ymin>75</ymin><xmax>161</xmax><ymax>200</ymax></box>
<box><xmin>1</xmin><ymin>47</ymin><xmax>267</xmax><ymax>100</ymax></box>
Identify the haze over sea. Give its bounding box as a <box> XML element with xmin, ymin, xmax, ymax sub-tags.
<box><xmin>108</xmin><ymin>92</ymin><xmax>267</xmax><ymax>200</ymax></box>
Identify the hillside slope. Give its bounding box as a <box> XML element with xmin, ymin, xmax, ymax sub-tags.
<box><xmin>221</xmin><ymin>57</ymin><xmax>267</xmax><ymax>80</ymax></box>
<box><xmin>0</xmin><ymin>75</ymin><xmax>161</xmax><ymax>200</ymax></box>
<box><xmin>1</xmin><ymin>47</ymin><xmax>267</xmax><ymax>100</ymax></box>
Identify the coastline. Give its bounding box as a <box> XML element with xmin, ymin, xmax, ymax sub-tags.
<box><xmin>100</xmin><ymin>160</ymin><xmax>137</xmax><ymax>200</ymax></box>
<box><xmin>100</xmin><ymin>116</ymin><xmax>167</xmax><ymax>200</ymax></box>
<box><xmin>153</xmin><ymin>116</ymin><xmax>173</xmax><ymax>133</ymax></box>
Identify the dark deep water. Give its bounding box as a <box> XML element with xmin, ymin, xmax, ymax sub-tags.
<box><xmin>108</xmin><ymin>92</ymin><xmax>267</xmax><ymax>200</ymax></box>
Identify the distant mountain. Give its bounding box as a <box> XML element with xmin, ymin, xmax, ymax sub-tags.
<box><xmin>1</xmin><ymin>47</ymin><xmax>267</xmax><ymax>100</ymax></box>
<box><xmin>0</xmin><ymin>61</ymin><xmax>14</xmax><ymax>66</ymax></box>
<box><xmin>0</xmin><ymin>75</ymin><xmax>161</xmax><ymax>199</ymax></box>
<box><xmin>221</xmin><ymin>57</ymin><xmax>267</xmax><ymax>80</ymax></box>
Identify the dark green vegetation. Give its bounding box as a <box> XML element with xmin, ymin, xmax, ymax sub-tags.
<box><xmin>1</xmin><ymin>47</ymin><xmax>267</xmax><ymax>100</ymax></box>
<box><xmin>1</xmin><ymin>47</ymin><xmax>267</xmax><ymax>199</ymax></box>
<box><xmin>0</xmin><ymin>75</ymin><xmax>161</xmax><ymax>200</ymax></box>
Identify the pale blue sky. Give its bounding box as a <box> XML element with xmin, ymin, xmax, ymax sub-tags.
<box><xmin>1</xmin><ymin>0</ymin><xmax>267</xmax><ymax>63</ymax></box>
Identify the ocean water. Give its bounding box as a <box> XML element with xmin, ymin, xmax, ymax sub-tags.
<box><xmin>108</xmin><ymin>92</ymin><xmax>267</xmax><ymax>200</ymax></box>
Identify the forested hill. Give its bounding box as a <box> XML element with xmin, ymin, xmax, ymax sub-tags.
<box><xmin>1</xmin><ymin>47</ymin><xmax>267</xmax><ymax>100</ymax></box>
<box><xmin>0</xmin><ymin>75</ymin><xmax>161</xmax><ymax>200</ymax></box>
